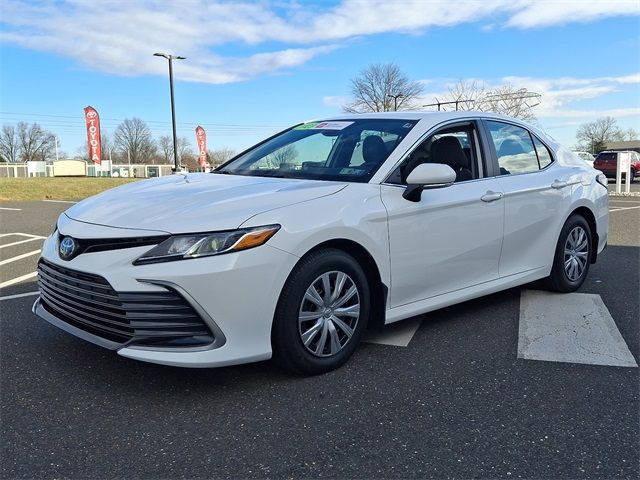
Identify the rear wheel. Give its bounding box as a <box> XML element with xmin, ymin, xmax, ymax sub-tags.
<box><xmin>545</xmin><ymin>215</ymin><xmax>592</xmax><ymax>292</ymax></box>
<box><xmin>272</xmin><ymin>248</ymin><xmax>370</xmax><ymax>375</ymax></box>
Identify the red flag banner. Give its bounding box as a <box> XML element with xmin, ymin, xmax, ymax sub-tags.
<box><xmin>84</xmin><ymin>106</ymin><xmax>102</xmax><ymax>165</ymax></box>
<box><xmin>196</xmin><ymin>126</ymin><xmax>207</xmax><ymax>168</ymax></box>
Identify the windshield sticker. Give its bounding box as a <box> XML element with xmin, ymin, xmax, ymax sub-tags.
<box><xmin>402</xmin><ymin>123</ymin><xmax>413</xmax><ymax>128</ymax></box>
<box><xmin>339</xmin><ymin>168</ymin><xmax>367</xmax><ymax>175</ymax></box>
<box><xmin>294</xmin><ymin>121</ymin><xmax>354</xmax><ymax>131</ymax></box>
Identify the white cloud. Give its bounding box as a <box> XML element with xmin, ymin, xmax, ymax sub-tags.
<box><xmin>0</xmin><ymin>0</ymin><xmax>638</xmax><ymax>83</ymax></box>
<box><xmin>506</xmin><ymin>0</ymin><xmax>640</xmax><ymax>28</ymax></box>
<box><xmin>408</xmin><ymin>74</ymin><xmax>640</xmax><ymax>118</ymax></box>
<box><xmin>398</xmin><ymin>73</ymin><xmax>640</xmax><ymax>145</ymax></box>
<box><xmin>323</xmin><ymin>96</ymin><xmax>350</xmax><ymax>108</ymax></box>
<box><xmin>500</xmin><ymin>75</ymin><xmax>640</xmax><ymax>118</ymax></box>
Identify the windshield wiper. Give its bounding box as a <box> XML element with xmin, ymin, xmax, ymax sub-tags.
<box><xmin>251</xmin><ymin>172</ymin><xmax>287</xmax><ymax>178</ymax></box>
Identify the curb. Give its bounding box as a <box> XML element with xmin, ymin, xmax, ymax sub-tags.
<box><xmin>608</xmin><ymin>192</ymin><xmax>640</xmax><ymax>197</ymax></box>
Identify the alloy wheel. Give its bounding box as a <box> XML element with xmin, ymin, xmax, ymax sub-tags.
<box><xmin>298</xmin><ymin>271</ymin><xmax>360</xmax><ymax>357</ymax></box>
<box><xmin>563</xmin><ymin>226</ymin><xmax>589</xmax><ymax>281</ymax></box>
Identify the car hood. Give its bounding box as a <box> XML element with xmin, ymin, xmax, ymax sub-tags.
<box><xmin>64</xmin><ymin>173</ymin><xmax>347</xmax><ymax>234</ymax></box>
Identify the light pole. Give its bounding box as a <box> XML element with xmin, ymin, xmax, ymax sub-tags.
<box><xmin>154</xmin><ymin>52</ymin><xmax>186</xmax><ymax>172</ymax></box>
<box><xmin>387</xmin><ymin>93</ymin><xmax>404</xmax><ymax>111</ymax></box>
<box><xmin>52</xmin><ymin>135</ymin><xmax>59</xmax><ymax>162</ymax></box>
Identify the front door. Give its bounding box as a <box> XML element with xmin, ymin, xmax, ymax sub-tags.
<box><xmin>380</xmin><ymin>122</ymin><xmax>504</xmax><ymax>308</ymax></box>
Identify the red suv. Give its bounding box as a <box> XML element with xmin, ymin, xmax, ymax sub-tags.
<box><xmin>594</xmin><ymin>151</ymin><xmax>640</xmax><ymax>182</ymax></box>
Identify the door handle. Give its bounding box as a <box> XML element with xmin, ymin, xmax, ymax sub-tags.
<box><xmin>481</xmin><ymin>191</ymin><xmax>503</xmax><ymax>202</ymax></box>
<box><xmin>551</xmin><ymin>180</ymin><xmax>569</xmax><ymax>189</ymax></box>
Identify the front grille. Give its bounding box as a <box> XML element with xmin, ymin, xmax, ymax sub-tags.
<box><xmin>37</xmin><ymin>259</ymin><xmax>214</xmax><ymax>348</ymax></box>
<box><xmin>56</xmin><ymin>232</ymin><xmax>169</xmax><ymax>258</ymax></box>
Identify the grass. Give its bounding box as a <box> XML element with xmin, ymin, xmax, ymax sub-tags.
<box><xmin>0</xmin><ymin>177</ymin><xmax>140</xmax><ymax>202</ymax></box>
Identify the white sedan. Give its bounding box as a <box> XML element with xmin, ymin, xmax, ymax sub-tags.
<box><xmin>34</xmin><ymin>112</ymin><xmax>609</xmax><ymax>374</ymax></box>
<box><xmin>572</xmin><ymin>151</ymin><xmax>596</xmax><ymax>167</ymax></box>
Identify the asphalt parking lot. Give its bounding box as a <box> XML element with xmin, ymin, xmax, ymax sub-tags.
<box><xmin>1</xmin><ymin>197</ymin><xmax>638</xmax><ymax>479</ymax></box>
<box><xmin>607</xmin><ymin>177</ymin><xmax>640</xmax><ymax>194</ymax></box>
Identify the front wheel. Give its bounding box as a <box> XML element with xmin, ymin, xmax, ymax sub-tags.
<box><xmin>271</xmin><ymin>248</ymin><xmax>370</xmax><ymax>375</ymax></box>
<box><xmin>545</xmin><ymin>215</ymin><xmax>592</xmax><ymax>292</ymax></box>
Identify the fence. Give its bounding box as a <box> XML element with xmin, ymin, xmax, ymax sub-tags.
<box><xmin>0</xmin><ymin>162</ymin><xmax>174</xmax><ymax>179</ymax></box>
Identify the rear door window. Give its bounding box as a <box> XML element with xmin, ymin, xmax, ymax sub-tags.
<box><xmin>486</xmin><ymin>121</ymin><xmax>539</xmax><ymax>175</ymax></box>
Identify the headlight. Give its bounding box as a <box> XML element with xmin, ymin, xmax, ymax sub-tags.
<box><xmin>133</xmin><ymin>224</ymin><xmax>280</xmax><ymax>265</ymax></box>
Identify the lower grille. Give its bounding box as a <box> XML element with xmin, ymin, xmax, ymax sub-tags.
<box><xmin>37</xmin><ymin>259</ymin><xmax>214</xmax><ymax>348</ymax></box>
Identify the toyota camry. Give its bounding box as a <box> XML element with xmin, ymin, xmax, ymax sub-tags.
<box><xmin>33</xmin><ymin>112</ymin><xmax>609</xmax><ymax>374</ymax></box>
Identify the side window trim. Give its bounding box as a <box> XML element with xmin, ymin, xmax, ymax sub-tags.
<box><xmin>472</xmin><ymin>128</ymin><xmax>485</xmax><ymax>179</ymax></box>
<box><xmin>528</xmin><ymin>131</ymin><xmax>543</xmax><ymax>170</ymax></box>
<box><xmin>530</xmin><ymin>131</ymin><xmax>556</xmax><ymax>170</ymax></box>
<box><xmin>477</xmin><ymin>119</ymin><xmax>500</xmax><ymax>178</ymax></box>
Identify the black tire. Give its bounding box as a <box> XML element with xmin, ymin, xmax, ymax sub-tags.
<box><xmin>630</xmin><ymin>168</ymin><xmax>636</xmax><ymax>183</ymax></box>
<box><xmin>545</xmin><ymin>215</ymin><xmax>592</xmax><ymax>292</ymax></box>
<box><xmin>271</xmin><ymin>248</ymin><xmax>370</xmax><ymax>375</ymax></box>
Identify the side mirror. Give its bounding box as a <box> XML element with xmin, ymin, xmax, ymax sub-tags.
<box><xmin>403</xmin><ymin>163</ymin><xmax>456</xmax><ymax>201</ymax></box>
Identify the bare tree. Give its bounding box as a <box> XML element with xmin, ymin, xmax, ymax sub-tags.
<box><xmin>208</xmin><ymin>147</ymin><xmax>237</xmax><ymax>167</ymax></box>
<box><xmin>158</xmin><ymin>135</ymin><xmax>192</xmax><ymax>164</ymax></box>
<box><xmin>439</xmin><ymin>80</ymin><xmax>487</xmax><ymax>112</ymax></box>
<box><xmin>180</xmin><ymin>152</ymin><xmax>200</xmax><ymax>171</ymax></box>
<box><xmin>17</xmin><ymin>122</ymin><xmax>55</xmax><ymax>162</ymax></box>
<box><xmin>620</xmin><ymin>127</ymin><xmax>639</xmax><ymax>141</ymax></box>
<box><xmin>482</xmin><ymin>84</ymin><xmax>537</xmax><ymax>120</ymax></box>
<box><xmin>0</xmin><ymin>125</ymin><xmax>20</xmax><ymax>163</ymax></box>
<box><xmin>439</xmin><ymin>80</ymin><xmax>538</xmax><ymax>120</ymax></box>
<box><xmin>100</xmin><ymin>131</ymin><xmax>112</xmax><ymax>162</ymax></box>
<box><xmin>576</xmin><ymin>116</ymin><xmax>623</xmax><ymax>153</ymax></box>
<box><xmin>177</xmin><ymin>136</ymin><xmax>193</xmax><ymax>162</ymax></box>
<box><xmin>159</xmin><ymin>135</ymin><xmax>173</xmax><ymax>163</ymax></box>
<box><xmin>271</xmin><ymin>144</ymin><xmax>298</xmax><ymax>165</ymax></box>
<box><xmin>113</xmin><ymin>118</ymin><xmax>157</xmax><ymax>164</ymax></box>
<box><xmin>343</xmin><ymin>63</ymin><xmax>423</xmax><ymax>113</ymax></box>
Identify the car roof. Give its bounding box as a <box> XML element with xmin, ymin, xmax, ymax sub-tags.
<box><xmin>308</xmin><ymin>110</ymin><xmax>557</xmax><ymax>149</ymax></box>
<box><xmin>312</xmin><ymin>110</ymin><xmax>522</xmax><ymax>123</ymax></box>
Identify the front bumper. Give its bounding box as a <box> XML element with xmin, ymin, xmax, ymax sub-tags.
<box><xmin>34</xmin><ymin>220</ymin><xmax>299</xmax><ymax>368</ymax></box>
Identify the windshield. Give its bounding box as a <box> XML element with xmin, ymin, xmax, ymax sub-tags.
<box><xmin>216</xmin><ymin>119</ymin><xmax>418</xmax><ymax>182</ymax></box>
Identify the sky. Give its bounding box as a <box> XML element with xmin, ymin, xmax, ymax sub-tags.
<box><xmin>1</xmin><ymin>0</ymin><xmax>639</xmax><ymax>158</ymax></box>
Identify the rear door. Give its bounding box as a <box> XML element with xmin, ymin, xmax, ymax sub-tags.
<box><xmin>482</xmin><ymin>119</ymin><xmax>573</xmax><ymax>277</ymax></box>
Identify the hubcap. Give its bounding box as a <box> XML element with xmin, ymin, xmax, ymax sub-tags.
<box><xmin>298</xmin><ymin>271</ymin><xmax>360</xmax><ymax>357</ymax></box>
<box><xmin>563</xmin><ymin>226</ymin><xmax>589</xmax><ymax>281</ymax></box>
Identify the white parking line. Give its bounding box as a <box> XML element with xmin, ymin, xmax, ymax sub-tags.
<box><xmin>0</xmin><ymin>249</ymin><xmax>41</xmax><ymax>266</ymax></box>
<box><xmin>42</xmin><ymin>199</ymin><xmax>76</xmax><ymax>204</ymax></box>
<box><xmin>609</xmin><ymin>205</ymin><xmax>640</xmax><ymax>212</ymax></box>
<box><xmin>365</xmin><ymin>318</ymin><xmax>422</xmax><ymax>347</ymax></box>
<box><xmin>518</xmin><ymin>290</ymin><xmax>637</xmax><ymax>367</ymax></box>
<box><xmin>0</xmin><ymin>238</ymin><xmax>42</xmax><ymax>249</ymax></box>
<box><xmin>0</xmin><ymin>233</ymin><xmax>47</xmax><ymax>239</ymax></box>
<box><xmin>0</xmin><ymin>207</ymin><xmax>21</xmax><ymax>211</ymax></box>
<box><xmin>0</xmin><ymin>272</ymin><xmax>38</xmax><ymax>289</ymax></box>
<box><xmin>0</xmin><ymin>291</ymin><xmax>39</xmax><ymax>301</ymax></box>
